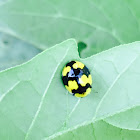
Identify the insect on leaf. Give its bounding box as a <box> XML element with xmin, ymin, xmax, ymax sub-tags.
<box><xmin>0</xmin><ymin>39</ymin><xmax>140</xmax><ymax>139</ymax></box>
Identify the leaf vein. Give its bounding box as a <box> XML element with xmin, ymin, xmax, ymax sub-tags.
<box><xmin>24</xmin><ymin>45</ymin><xmax>71</xmax><ymax>140</ymax></box>
<box><xmin>93</xmin><ymin>54</ymin><xmax>139</xmax><ymax>120</ymax></box>
<box><xmin>0</xmin><ymin>81</ymin><xmax>20</xmax><ymax>103</ymax></box>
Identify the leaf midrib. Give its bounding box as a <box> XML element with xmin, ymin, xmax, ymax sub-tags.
<box><xmin>24</xmin><ymin>44</ymin><xmax>71</xmax><ymax>140</ymax></box>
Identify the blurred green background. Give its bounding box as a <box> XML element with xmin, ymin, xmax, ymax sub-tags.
<box><xmin>0</xmin><ymin>32</ymin><xmax>41</xmax><ymax>71</ymax></box>
<box><xmin>0</xmin><ymin>0</ymin><xmax>140</xmax><ymax>70</ymax></box>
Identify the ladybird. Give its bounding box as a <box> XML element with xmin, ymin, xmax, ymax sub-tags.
<box><xmin>62</xmin><ymin>61</ymin><xmax>92</xmax><ymax>97</ymax></box>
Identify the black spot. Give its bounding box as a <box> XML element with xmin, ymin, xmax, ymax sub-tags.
<box><xmin>68</xmin><ymin>77</ymin><xmax>78</xmax><ymax>82</ymax></box>
<box><xmin>74</xmin><ymin>68</ymin><xmax>80</xmax><ymax>75</ymax></box>
<box><xmin>72</xmin><ymin>83</ymin><xmax>91</xmax><ymax>94</ymax></box>
<box><xmin>62</xmin><ymin>76</ymin><xmax>68</xmax><ymax>86</ymax></box>
<box><xmin>68</xmin><ymin>68</ymin><xmax>83</xmax><ymax>78</ymax></box>
<box><xmin>82</xmin><ymin>66</ymin><xmax>90</xmax><ymax>77</ymax></box>
<box><xmin>66</xmin><ymin>61</ymin><xmax>76</xmax><ymax>67</ymax></box>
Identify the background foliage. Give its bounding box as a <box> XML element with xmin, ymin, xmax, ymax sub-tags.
<box><xmin>1</xmin><ymin>0</ymin><xmax>140</xmax><ymax>67</ymax></box>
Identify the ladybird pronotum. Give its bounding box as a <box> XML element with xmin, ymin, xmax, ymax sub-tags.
<box><xmin>62</xmin><ymin>61</ymin><xmax>92</xmax><ymax>97</ymax></box>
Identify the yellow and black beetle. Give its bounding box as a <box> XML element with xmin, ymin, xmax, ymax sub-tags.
<box><xmin>62</xmin><ymin>61</ymin><xmax>92</xmax><ymax>97</ymax></box>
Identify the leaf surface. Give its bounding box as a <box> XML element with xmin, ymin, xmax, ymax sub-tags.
<box><xmin>0</xmin><ymin>39</ymin><xmax>140</xmax><ymax>140</ymax></box>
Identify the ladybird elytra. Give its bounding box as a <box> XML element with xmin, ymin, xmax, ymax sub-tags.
<box><xmin>62</xmin><ymin>61</ymin><xmax>92</xmax><ymax>97</ymax></box>
<box><xmin>62</xmin><ymin>66</ymin><xmax>71</xmax><ymax>76</ymax></box>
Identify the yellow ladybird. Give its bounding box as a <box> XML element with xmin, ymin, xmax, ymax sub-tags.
<box><xmin>62</xmin><ymin>61</ymin><xmax>92</xmax><ymax>97</ymax></box>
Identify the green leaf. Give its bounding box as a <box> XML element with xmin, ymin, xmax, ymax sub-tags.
<box><xmin>0</xmin><ymin>31</ymin><xmax>41</xmax><ymax>71</ymax></box>
<box><xmin>53</xmin><ymin>120</ymin><xmax>140</xmax><ymax>140</ymax></box>
<box><xmin>1</xmin><ymin>0</ymin><xmax>140</xmax><ymax>57</ymax></box>
<box><xmin>0</xmin><ymin>39</ymin><xmax>140</xmax><ymax>139</ymax></box>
